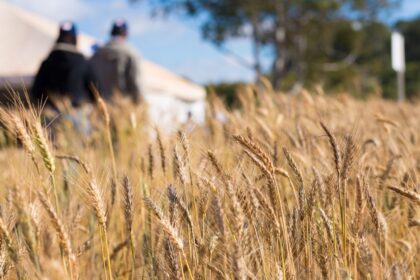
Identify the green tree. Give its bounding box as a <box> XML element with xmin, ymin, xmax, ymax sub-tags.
<box><xmin>146</xmin><ymin>0</ymin><xmax>399</xmax><ymax>90</ymax></box>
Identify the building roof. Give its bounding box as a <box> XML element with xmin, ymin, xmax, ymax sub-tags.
<box><xmin>0</xmin><ymin>1</ymin><xmax>206</xmax><ymax>102</ymax></box>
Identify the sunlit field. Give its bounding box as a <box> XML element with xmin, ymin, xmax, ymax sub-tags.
<box><xmin>0</xmin><ymin>85</ymin><xmax>419</xmax><ymax>279</ymax></box>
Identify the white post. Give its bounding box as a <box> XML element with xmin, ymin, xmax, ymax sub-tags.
<box><xmin>391</xmin><ymin>31</ymin><xmax>406</xmax><ymax>102</ymax></box>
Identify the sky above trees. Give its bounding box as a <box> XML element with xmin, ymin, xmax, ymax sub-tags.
<box><xmin>9</xmin><ymin>0</ymin><xmax>420</xmax><ymax>84</ymax></box>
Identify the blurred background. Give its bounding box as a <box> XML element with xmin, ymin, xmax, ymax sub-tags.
<box><xmin>3</xmin><ymin>0</ymin><xmax>420</xmax><ymax>101</ymax></box>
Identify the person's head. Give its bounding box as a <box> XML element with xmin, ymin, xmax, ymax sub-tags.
<box><xmin>111</xmin><ymin>19</ymin><xmax>128</xmax><ymax>38</ymax></box>
<box><xmin>57</xmin><ymin>21</ymin><xmax>77</xmax><ymax>45</ymax></box>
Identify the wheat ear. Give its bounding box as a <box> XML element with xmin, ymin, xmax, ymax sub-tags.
<box><xmin>9</xmin><ymin>113</ymin><xmax>39</xmax><ymax>173</ymax></box>
<box><xmin>122</xmin><ymin>176</ymin><xmax>136</xmax><ymax>279</ymax></box>
<box><xmin>32</xmin><ymin>121</ymin><xmax>60</xmax><ymax>213</ymax></box>
<box><xmin>155</xmin><ymin>127</ymin><xmax>166</xmax><ymax>175</ymax></box>
<box><xmin>38</xmin><ymin>191</ymin><xmax>75</xmax><ymax>279</ymax></box>
<box><xmin>387</xmin><ymin>186</ymin><xmax>420</xmax><ymax>206</ymax></box>
<box><xmin>0</xmin><ymin>217</ymin><xmax>19</xmax><ymax>264</ymax></box>
<box><xmin>282</xmin><ymin>147</ymin><xmax>305</xmax><ymax>210</ymax></box>
<box><xmin>86</xmin><ymin>179</ymin><xmax>112</xmax><ymax>280</ymax></box>
<box><xmin>144</xmin><ymin>197</ymin><xmax>194</xmax><ymax>279</ymax></box>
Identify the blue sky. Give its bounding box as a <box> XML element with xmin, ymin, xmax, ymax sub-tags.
<box><xmin>9</xmin><ymin>0</ymin><xmax>420</xmax><ymax>85</ymax></box>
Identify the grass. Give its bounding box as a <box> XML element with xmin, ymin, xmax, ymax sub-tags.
<box><xmin>0</xmin><ymin>87</ymin><xmax>419</xmax><ymax>279</ymax></box>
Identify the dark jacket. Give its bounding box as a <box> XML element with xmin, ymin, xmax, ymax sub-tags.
<box><xmin>31</xmin><ymin>43</ymin><xmax>98</xmax><ymax>109</ymax></box>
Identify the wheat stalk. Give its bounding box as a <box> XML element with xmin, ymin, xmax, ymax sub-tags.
<box><xmin>320</xmin><ymin>122</ymin><xmax>347</xmax><ymax>260</ymax></box>
<box><xmin>56</xmin><ymin>154</ymin><xmax>91</xmax><ymax>174</ymax></box>
<box><xmin>91</xmin><ymin>85</ymin><xmax>117</xmax><ymax>193</ymax></box>
<box><xmin>31</xmin><ymin>120</ymin><xmax>61</xmax><ymax>215</ymax></box>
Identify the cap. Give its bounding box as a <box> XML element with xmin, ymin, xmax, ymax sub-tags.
<box><xmin>59</xmin><ymin>21</ymin><xmax>77</xmax><ymax>37</ymax></box>
<box><xmin>111</xmin><ymin>19</ymin><xmax>128</xmax><ymax>36</ymax></box>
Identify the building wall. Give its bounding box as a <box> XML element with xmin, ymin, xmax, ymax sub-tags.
<box><xmin>144</xmin><ymin>92</ymin><xmax>206</xmax><ymax>131</ymax></box>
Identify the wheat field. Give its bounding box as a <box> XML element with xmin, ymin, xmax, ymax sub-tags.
<box><xmin>0</xmin><ymin>85</ymin><xmax>419</xmax><ymax>279</ymax></box>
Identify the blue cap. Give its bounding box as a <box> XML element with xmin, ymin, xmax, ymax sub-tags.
<box><xmin>91</xmin><ymin>42</ymin><xmax>100</xmax><ymax>52</ymax></box>
<box><xmin>111</xmin><ymin>19</ymin><xmax>128</xmax><ymax>36</ymax></box>
<box><xmin>59</xmin><ymin>21</ymin><xmax>77</xmax><ymax>37</ymax></box>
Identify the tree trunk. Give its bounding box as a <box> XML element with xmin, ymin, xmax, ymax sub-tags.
<box><xmin>296</xmin><ymin>31</ymin><xmax>306</xmax><ymax>84</ymax></box>
<box><xmin>272</xmin><ymin>1</ymin><xmax>287</xmax><ymax>90</ymax></box>
<box><xmin>251</xmin><ymin>13</ymin><xmax>262</xmax><ymax>81</ymax></box>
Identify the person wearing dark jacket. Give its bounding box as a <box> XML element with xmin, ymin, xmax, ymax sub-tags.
<box><xmin>31</xmin><ymin>21</ymin><xmax>98</xmax><ymax>110</ymax></box>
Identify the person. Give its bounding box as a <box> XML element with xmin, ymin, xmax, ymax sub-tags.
<box><xmin>90</xmin><ymin>19</ymin><xmax>143</xmax><ymax>104</ymax></box>
<box><xmin>31</xmin><ymin>21</ymin><xmax>98</xmax><ymax>111</ymax></box>
<box><xmin>182</xmin><ymin>111</ymin><xmax>196</xmax><ymax>133</ymax></box>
